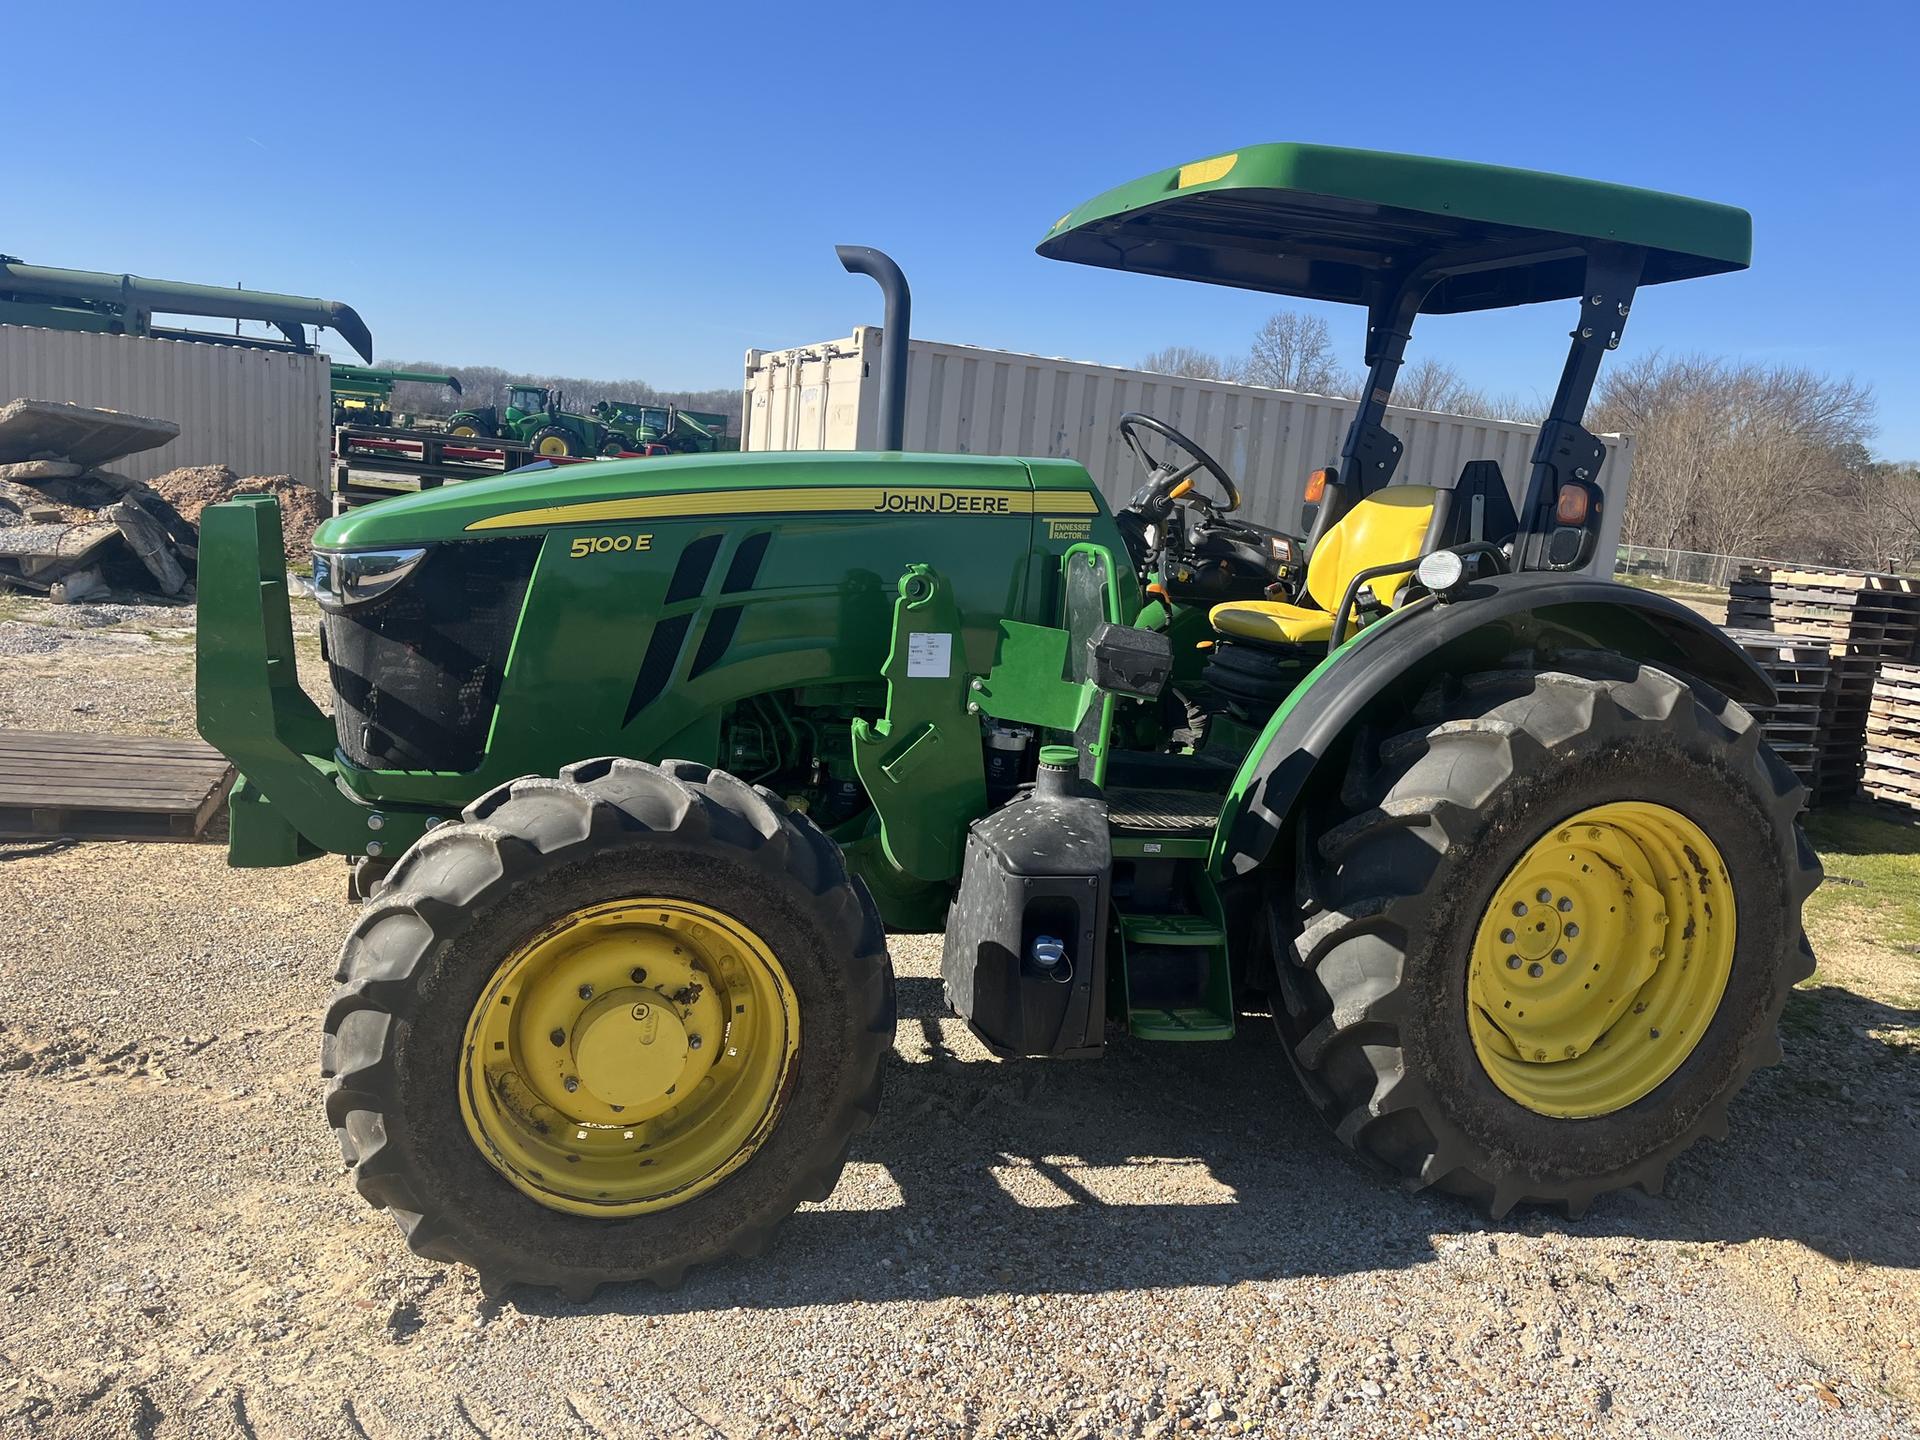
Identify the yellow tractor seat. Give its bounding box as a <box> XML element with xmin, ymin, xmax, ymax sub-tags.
<box><xmin>1209</xmin><ymin>599</ymin><xmax>1335</xmax><ymax>645</ymax></box>
<box><xmin>1208</xmin><ymin>484</ymin><xmax>1440</xmax><ymax>646</ymax></box>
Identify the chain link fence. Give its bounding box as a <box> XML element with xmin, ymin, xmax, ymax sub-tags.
<box><xmin>1613</xmin><ymin>544</ymin><xmax>1765</xmax><ymax>590</ymax></box>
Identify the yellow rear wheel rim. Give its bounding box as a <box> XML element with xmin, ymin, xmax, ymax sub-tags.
<box><xmin>459</xmin><ymin>898</ymin><xmax>799</xmax><ymax>1215</ymax></box>
<box><xmin>536</xmin><ymin>435</ymin><xmax>570</xmax><ymax>456</ymax></box>
<box><xmin>1466</xmin><ymin>801</ymin><xmax>1736</xmax><ymax>1118</ymax></box>
<box><xmin>450</xmin><ymin>424</ymin><xmax>479</xmax><ymax>436</ymax></box>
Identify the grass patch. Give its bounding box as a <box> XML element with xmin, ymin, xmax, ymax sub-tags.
<box><xmin>1803</xmin><ymin>807</ymin><xmax>1920</xmax><ymax>1007</ymax></box>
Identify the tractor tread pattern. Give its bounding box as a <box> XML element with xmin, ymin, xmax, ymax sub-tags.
<box><xmin>322</xmin><ymin>757</ymin><xmax>893</xmax><ymax>1299</ymax></box>
<box><xmin>1276</xmin><ymin>661</ymin><xmax>1817</xmax><ymax>1219</ymax></box>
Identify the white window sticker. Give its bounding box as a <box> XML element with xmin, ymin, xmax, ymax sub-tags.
<box><xmin>906</xmin><ymin>632</ymin><xmax>953</xmax><ymax>679</ymax></box>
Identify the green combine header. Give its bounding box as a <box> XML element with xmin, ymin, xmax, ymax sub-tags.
<box><xmin>0</xmin><ymin>255</ymin><xmax>372</xmax><ymax>361</ymax></box>
<box><xmin>330</xmin><ymin>365</ymin><xmax>463</xmax><ymax>428</ymax></box>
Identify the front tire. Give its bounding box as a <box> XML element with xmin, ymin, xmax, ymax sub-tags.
<box><xmin>1273</xmin><ymin>658</ymin><xmax>1819</xmax><ymax>1216</ymax></box>
<box><xmin>530</xmin><ymin>425</ymin><xmax>578</xmax><ymax>458</ymax></box>
<box><xmin>321</xmin><ymin>758</ymin><xmax>893</xmax><ymax>1297</ymax></box>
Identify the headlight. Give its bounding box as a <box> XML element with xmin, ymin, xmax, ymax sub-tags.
<box><xmin>312</xmin><ymin>547</ymin><xmax>427</xmax><ymax>610</ymax></box>
<box><xmin>1416</xmin><ymin>548</ymin><xmax>1467</xmax><ymax>598</ymax></box>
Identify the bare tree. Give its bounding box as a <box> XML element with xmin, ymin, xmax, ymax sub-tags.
<box><xmin>1592</xmin><ymin>353</ymin><xmax>1877</xmax><ymax>561</ymax></box>
<box><xmin>1393</xmin><ymin>358</ymin><xmax>1490</xmax><ymax>415</ymax></box>
<box><xmin>1241</xmin><ymin>312</ymin><xmax>1356</xmax><ymax>396</ymax></box>
<box><xmin>1137</xmin><ymin>346</ymin><xmax>1243</xmax><ymax>382</ymax></box>
<box><xmin>1849</xmin><ymin>461</ymin><xmax>1920</xmax><ymax>572</ymax></box>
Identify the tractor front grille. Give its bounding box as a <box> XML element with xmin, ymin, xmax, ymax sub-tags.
<box><xmin>321</xmin><ymin>538</ymin><xmax>540</xmax><ymax>772</ymax></box>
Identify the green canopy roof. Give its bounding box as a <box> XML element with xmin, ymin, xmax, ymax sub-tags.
<box><xmin>1037</xmin><ymin>144</ymin><xmax>1751</xmax><ymax>313</ymax></box>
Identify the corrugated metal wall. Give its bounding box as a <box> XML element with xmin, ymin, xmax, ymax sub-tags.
<box><xmin>745</xmin><ymin>327</ymin><xmax>1634</xmax><ymax>555</ymax></box>
<box><xmin>0</xmin><ymin>326</ymin><xmax>329</xmax><ymax>488</ymax></box>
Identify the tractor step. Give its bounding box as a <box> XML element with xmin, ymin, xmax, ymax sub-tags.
<box><xmin>1111</xmin><ymin>871</ymin><xmax>1234</xmax><ymax>1043</ymax></box>
<box><xmin>1103</xmin><ymin>784</ymin><xmax>1221</xmax><ymax>836</ymax></box>
<box><xmin>1117</xmin><ymin>911</ymin><xmax>1225</xmax><ymax>946</ymax></box>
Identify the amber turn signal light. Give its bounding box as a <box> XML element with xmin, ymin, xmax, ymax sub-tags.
<box><xmin>1304</xmin><ymin>468</ymin><xmax>1333</xmax><ymax>503</ymax></box>
<box><xmin>1555</xmin><ymin>483</ymin><xmax>1590</xmax><ymax>526</ymax></box>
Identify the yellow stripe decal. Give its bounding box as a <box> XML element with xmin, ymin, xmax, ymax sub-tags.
<box><xmin>465</xmin><ymin>486</ymin><xmax>1100</xmax><ymax>532</ymax></box>
<box><xmin>1176</xmin><ymin>153</ymin><xmax>1237</xmax><ymax>188</ymax></box>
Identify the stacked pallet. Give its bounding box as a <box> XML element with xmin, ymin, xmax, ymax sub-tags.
<box><xmin>1864</xmin><ymin>663</ymin><xmax>1920</xmax><ymax>814</ymax></box>
<box><xmin>1720</xmin><ymin>629</ymin><xmax>1830</xmax><ymax>790</ymax></box>
<box><xmin>1727</xmin><ymin>567</ymin><xmax>1920</xmax><ymax>805</ymax></box>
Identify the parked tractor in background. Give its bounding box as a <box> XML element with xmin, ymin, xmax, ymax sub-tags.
<box><xmin>593</xmin><ymin>401</ymin><xmax>738</xmax><ymax>456</ymax></box>
<box><xmin>446</xmin><ymin>385</ymin><xmax>604</xmax><ymax>457</ymax></box>
<box><xmin>330</xmin><ymin>365</ymin><xmax>463</xmax><ymax>428</ymax></box>
<box><xmin>197</xmin><ymin>144</ymin><xmax>1814</xmax><ymax>1301</ymax></box>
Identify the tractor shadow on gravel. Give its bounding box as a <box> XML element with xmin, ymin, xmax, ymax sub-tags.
<box><xmin>521</xmin><ymin>975</ymin><xmax>1920</xmax><ymax>1318</ymax></box>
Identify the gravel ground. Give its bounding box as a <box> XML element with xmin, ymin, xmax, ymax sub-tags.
<box><xmin>1</xmin><ymin>594</ymin><xmax>1916</xmax><ymax>1439</ymax></box>
<box><xmin>0</xmin><ymin>593</ymin><xmax>325</xmax><ymax>737</ymax></box>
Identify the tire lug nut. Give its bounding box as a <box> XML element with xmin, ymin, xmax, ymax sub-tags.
<box><xmin>630</xmin><ymin>968</ymin><xmax>647</xmax><ymax>983</ymax></box>
<box><xmin>549</xmin><ymin>1028</ymin><xmax>566</xmax><ymax>1047</ymax></box>
<box><xmin>1506</xmin><ymin>955</ymin><xmax>1522</xmax><ymax>970</ymax></box>
<box><xmin>1552</xmin><ymin>950</ymin><xmax>1568</xmax><ymax>965</ymax></box>
<box><xmin>1527</xmin><ymin>962</ymin><xmax>1544</xmax><ymax>978</ymax></box>
<box><xmin>1536</xmin><ymin>888</ymin><xmax>1552</xmax><ymax>904</ymax></box>
<box><xmin>1557</xmin><ymin>898</ymin><xmax>1573</xmax><ymax>913</ymax></box>
<box><xmin>578</xmin><ymin>984</ymin><xmax>594</xmax><ymax>1000</ymax></box>
<box><xmin>1648</xmin><ymin>1028</ymin><xmax>1661</xmax><ymax>1040</ymax></box>
<box><xmin>564</xmin><ymin>1075</ymin><xmax>580</xmax><ymax>1092</ymax></box>
<box><xmin>1512</xmin><ymin>902</ymin><xmax>1528</xmax><ymax>917</ymax></box>
<box><xmin>1565</xmin><ymin>923</ymin><xmax>1580</xmax><ymax>938</ymax></box>
<box><xmin>689</xmin><ymin>1035</ymin><xmax>703</xmax><ymax>1050</ymax></box>
<box><xmin>1500</xmin><ymin>929</ymin><xmax>1516</xmax><ymax>945</ymax></box>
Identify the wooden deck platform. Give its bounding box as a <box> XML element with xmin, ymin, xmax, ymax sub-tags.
<box><xmin>0</xmin><ymin>729</ymin><xmax>234</xmax><ymax>842</ymax></box>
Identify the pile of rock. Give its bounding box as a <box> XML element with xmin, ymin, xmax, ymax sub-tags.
<box><xmin>0</xmin><ymin>400</ymin><xmax>196</xmax><ymax>604</ymax></box>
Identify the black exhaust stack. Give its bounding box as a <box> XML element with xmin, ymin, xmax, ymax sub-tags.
<box><xmin>836</xmin><ymin>245</ymin><xmax>911</xmax><ymax>451</ymax></box>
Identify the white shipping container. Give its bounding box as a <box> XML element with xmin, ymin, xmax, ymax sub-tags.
<box><xmin>744</xmin><ymin>327</ymin><xmax>1633</xmax><ymax>573</ymax></box>
<box><xmin>0</xmin><ymin>326</ymin><xmax>330</xmax><ymax>490</ymax></box>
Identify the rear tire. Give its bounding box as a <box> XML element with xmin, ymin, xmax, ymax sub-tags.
<box><xmin>322</xmin><ymin>758</ymin><xmax>893</xmax><ymax>1298</ymax></box>
<box><xmin>530</xmin><ymin>425</ymin><xmax>578</xmax><ymax>457</ymax></box>
<box><xmin>1272</xmin><ymin>658</ymin><xmax>1819</xmax><ymax>1216</ymax></box>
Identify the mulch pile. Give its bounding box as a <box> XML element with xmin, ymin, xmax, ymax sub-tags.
<box><xmin>145</xmin><ymin>467</ymin><xmax>327</xmax><ymax>563</ymax></box>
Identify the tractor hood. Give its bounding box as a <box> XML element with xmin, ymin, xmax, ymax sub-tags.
<box><xmin>311</xmin><ymin>450</ymin><xmax>1072</xmax><ymax>550</ymax></box>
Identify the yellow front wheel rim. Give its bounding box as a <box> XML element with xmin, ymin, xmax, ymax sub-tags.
<box><xmin>449</xmin><ymin>424</ymin><xmax>480</xmax><ymax>436</ymax></box>
<box><xmin>536</xmin><ymin>435</ymin><xmax>570</xmax><ymax>456</ymax></box>
<box><xmin>1466</xmin><ymin>801</ymin><xmax>1737</xmax><ymax>1118</ymax></box>
<box><xmin>459</xmin><ymin>898</ymin><xmax>799</xmax><ymax>1215</ymax></box>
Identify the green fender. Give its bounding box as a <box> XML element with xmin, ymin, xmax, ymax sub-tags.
<box><xmin>1207</xmin><ymin>574</ymin><xmax>1776</xmax><ymax>881</ymax></box>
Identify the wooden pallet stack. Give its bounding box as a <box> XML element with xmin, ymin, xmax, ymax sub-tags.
<box><xmin>1864</xmin><ymin>663</ymin><xmax>1920</xmax><ymax>814</ymax></box>
<box><xmin>1720</xmin><ymin>629</ymin><xmax>1831</xmax><ymax>791</ymax></box>
<box><xmin>1726</xmin><ymin>567</ymin><xmax>1920</xmax><ymax>806</ymax></box>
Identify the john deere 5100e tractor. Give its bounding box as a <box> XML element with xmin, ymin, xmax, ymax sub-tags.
<box><xmin>197</xmin><ymin>145</ymin><xmax>1815</xmax><ymax>1298</ymax></box>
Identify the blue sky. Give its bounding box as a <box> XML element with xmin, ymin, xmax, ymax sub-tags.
<box><xmin>8</xmin><ymin>1</ymin><xmax>1918</xmax><ymax>455</ymax></box>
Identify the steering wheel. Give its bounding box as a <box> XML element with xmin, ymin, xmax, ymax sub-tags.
<box><xmin>1117</xmin><ymin>412</ymin><xmax>1242</xmax><ymax>518</ymax></box>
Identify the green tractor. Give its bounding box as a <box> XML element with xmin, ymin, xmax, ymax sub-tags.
<box><xmin>592</xmin><ymin>401</ymin><xmax>737</xmax><ymax>456</ymax></box>
<box><xmin>196</xmin><ymin>144</ymin><xmax>1815</xmax><ymax>1299</ymax></box>
<box><xmin>446</xmin><ymin>384</ymin><xmax>604</xmax><ymax>457</ymax></box>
